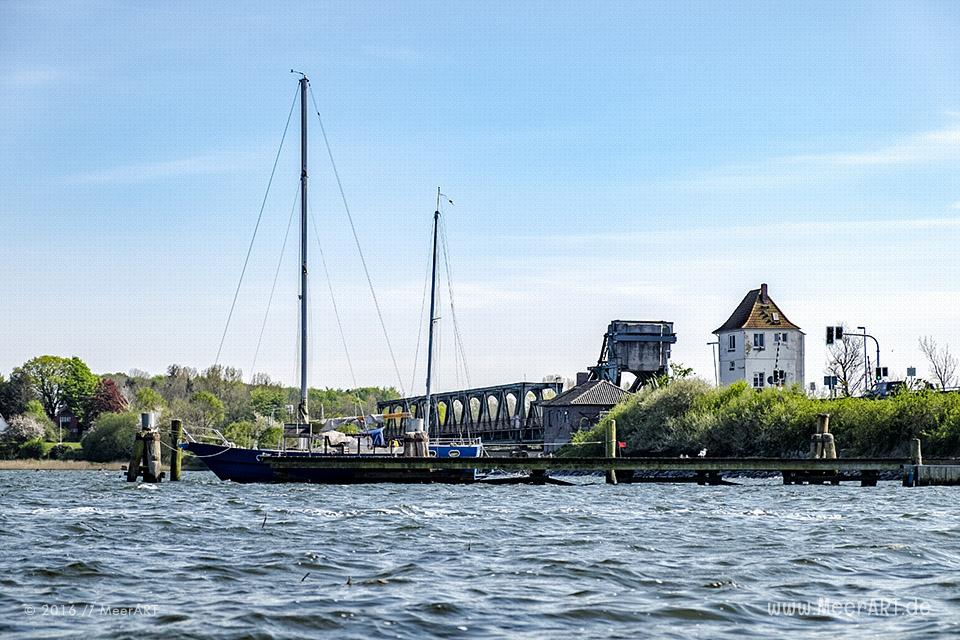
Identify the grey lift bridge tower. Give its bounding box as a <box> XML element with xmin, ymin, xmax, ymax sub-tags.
<box><xmin>588</xmin><ymin>320</ymin><xmax>677</xmax><ymax>391</ymax></box>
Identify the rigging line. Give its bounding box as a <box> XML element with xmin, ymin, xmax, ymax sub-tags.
<box><xmin>439</xmin><ymin>217</ymin><xmax>472</xmax><ymax>387</ymax></box>
<box><xmin>250</xmin><ymin>184</ymin><xmax>300</xmax><ymax>382</ymax></box>
<box><xmin>307</xmin><ymin>196</ymin><xmax>364</xmax><ymax>414</ymax></box>
<box><xmin>409</xmin><ymin>225</ymin><xmax>434</xmax><ymax>394</ymax></box>
<box><xmin>215</xmin><ymin>83</ymin><xmax>300</xmax><ymax>367</ymax></box>
<box><xmin>307</xmin><ymin>83</ymin><xmax>406</xmax><ymax>397</ymax></box>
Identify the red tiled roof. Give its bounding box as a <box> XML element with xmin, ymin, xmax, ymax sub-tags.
<box><xmin>714</xmin><ymin>284</ymin><xmax>800</xmax><ymax>333</ymax></box>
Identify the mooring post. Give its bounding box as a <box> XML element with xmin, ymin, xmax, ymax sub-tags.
<box><xmin>605</xmin><ymin>420</ymin><xmax>618</xmax><ymax>485</ymax></box>
<box><xmin>170</xmin><ymin>419</ymin><xmax>183</xmax><ymax>481</ymax></box>
<box><xmin>126</xmin><ymin>431</ymin><xmax>145</xmax><ymax>482</ymax></box>
<box><xmin>910</xmin><ymin>438</ymin><xmax>922</xmax><ymax>466</ymax></box>
<box><xmin>819</xmin><ymin>414</ymin><xmax>837</xmax><ymax>460</ymax></box>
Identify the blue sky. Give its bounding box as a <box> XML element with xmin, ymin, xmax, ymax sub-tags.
<box><xmin>2</xmin><ymin>1</ymin><xmax>960</xmax><ymax>394</ymax></box>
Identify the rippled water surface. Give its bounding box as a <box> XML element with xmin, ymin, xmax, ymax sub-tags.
<box><xmin>1</xmin><ymin>470</ymin><xmax>959</xmax><ymax>639</ymax></box>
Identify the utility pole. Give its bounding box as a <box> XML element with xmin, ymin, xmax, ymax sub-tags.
<box><xmin>707</xmin><ymin>341</ymin><xmax>719</xmax><ymax>386</ymax></box>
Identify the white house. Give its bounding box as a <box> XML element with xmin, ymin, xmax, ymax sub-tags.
<box><xmin>714</xmin><ymin>283</ymin><xmax>804</xmax><ymax>388</ymax></box>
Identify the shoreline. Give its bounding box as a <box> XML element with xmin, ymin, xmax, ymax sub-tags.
<box><xmin>0</xmin><ymin>460</ymin><xmax>126</xmax><ymax>471</ymax></box>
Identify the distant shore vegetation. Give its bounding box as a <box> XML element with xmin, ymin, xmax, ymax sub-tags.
<box><xmin>0</xmin><ymin>356</ymin><xmax>400</xmax><ymax>462</ymax></box>
<box><xmin>565</xmin><ymin>378</ymin><xmax>960</xmax><ymax>459</ymax></box>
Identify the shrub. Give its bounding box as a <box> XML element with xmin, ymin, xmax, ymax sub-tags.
<box><xmin>576</xmin><ymin>381</ymin><xmax>960</xmax><ymax>459</ymax></box>
<box><xmin>18</xmin><ymin>438</ymin><xmax>46</xmax><ymax>459</ymax></box>
<box><xmin>47</xmin><ymin>443</ymin><xmax>72</xmax><ymax>460</ymax></box>
<box><xmin>81</xmin><ymin>412</ymin><xmax>139</xmax><ymax>462</ymax></box>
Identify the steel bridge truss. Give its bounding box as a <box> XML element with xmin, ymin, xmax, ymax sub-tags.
<box><xmin>378</xmin><ymin>381</ymin><xmax>565</xmax><ymax>443</ymax></box>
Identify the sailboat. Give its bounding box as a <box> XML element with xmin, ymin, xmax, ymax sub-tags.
<box><xmin>182</xmin><ymin>74</ymin><xmax>483</xmax><ymax>483</ymax></box>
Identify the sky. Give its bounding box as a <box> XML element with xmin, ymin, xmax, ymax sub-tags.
<box><xmin>2</xmin><ymin>1</ymin><xmax>960</xmax><ymax>396</ymax></box>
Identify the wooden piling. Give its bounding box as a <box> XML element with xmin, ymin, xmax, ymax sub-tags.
<box><xmin>142</xmin><ymin>430</ymin><xmax>162</xmax><ymax>482</ymax></box>
<box><xmin>605</xmin><ymin>420</ymin><xmax>618</xmax><ymax>485</ymax></box>
<box><xmin>910</xmin><ymin>438</ymin><xmax>923</xmax><ymax>466</ymax></box>
<box><xmin>126</xmin><ymin>432</ymin><xmax>145</xmax><ymax>482</ymax></box>
<box><xmin>170</xmin><ymin>419</ymin><xmax>183</xmax><ymax>481</ymax></box>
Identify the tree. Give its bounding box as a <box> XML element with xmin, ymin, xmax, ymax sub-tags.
<box><xmin>185</xmin><ymin>391</ymin><xmax>225</xmax><ymax>431</ymax></box>
<box><xmin>81</xmin><ymin>412</ymin><xmax>139</xmax><ymax>462</ymax></box>
<box><xmin>16</xmin><ymin>356</ymin><xmax>98</xmax><ymax>423</ymax></box>
<box><xmin>133</xmin><ymin>387</ymin><xmax>166</xmax><ymax>413</ymax></box>
<box><xmin>0</xmin><ymin>372</ymin><xmax>31</xmax><ymax>418</ymax></box>
<box><xmin>64</xmin><ymin>358</ymin><xmax>99</xmax><ymax>426</ymax></box>
<box><xmin>3</xmin><ymin>415</ymin><xmax>45</xmax><ymax>443</ymax></box>
<box><xmin>250</xmin><ymin>386</ymin><xmax>287</xmax><ymax>419</ymax></box>
<box><xmin>826</xmin><ymin>333</ymin><xmax>865</xmax><ymax>396</ymax></box>
<box><xmin>86</xmin><ymin>378</ymin><xmax>129</xmax><ymax>424</ymax></box>
<box><xmin>919</xmin><ymin>336</ymin><xmax>958</xmax><ymax>390</ymax></box>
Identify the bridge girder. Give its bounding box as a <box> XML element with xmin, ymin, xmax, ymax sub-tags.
<box><xmin>378</xmin><ymin>381</ymin><xmax>564</xmax><ymax>443</ymax></box>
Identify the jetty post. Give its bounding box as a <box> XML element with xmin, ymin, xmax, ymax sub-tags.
<box><xmin>126</xmin><ymin>413</ymin><xmax>163</xmax><ymax>483</ymax></box>
<box><xmin>170</xmin><ymin>419</ymin><xmax>183</xmax><ymax>481</ymax></box>
<box><xmin>605</xmin><ymin>420</ymin><xmax>618</xmax><ymax>485</ymax></box>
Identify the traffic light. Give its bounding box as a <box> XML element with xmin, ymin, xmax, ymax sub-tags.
<box><xmin>875</xmin><ymin>367</ymin><xmax>888</xmax><ymax>380</ymax></box>
<box><xmin>835</xmin><ymin>326</ymin><xmax>843</xmax><ymax>340</ymax></box>
<box><xmin>826</xmin><ymin>326</ymin><xmax>834</xmax><ymax>344</ymax></box>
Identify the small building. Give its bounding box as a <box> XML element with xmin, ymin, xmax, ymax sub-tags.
<box><xmin>714</xmin><ymin>283</ymin><xmax>805</xmax><ymax>388</ymax></box>
<box><xmin>55</xmin><ymin>407</ymin><xmax>81</xmax><ymax>440</ymax></box>
<box><xmin>541</xmin><ymin>380</ymin><xmax>629</xmax><ymax>452</ymax></box>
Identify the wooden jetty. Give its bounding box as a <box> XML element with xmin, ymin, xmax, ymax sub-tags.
<box><xmin>261</xmin><ymin>453</ymin><xmax>907</xmax><ymax>486</ymax></box>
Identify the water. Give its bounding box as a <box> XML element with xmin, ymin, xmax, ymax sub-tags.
<box><xmin>1</xmin><ymin>471</ymin><xmax>958</xmax><ymax>639</ymax></box>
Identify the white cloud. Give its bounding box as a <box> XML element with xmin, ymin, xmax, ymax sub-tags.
<box><xmin>2</xmin><ymin>68</ymin><xmax>64</xmax><ymax>88</ymax></box>
<box><xmin>61</xmin><ymin>150</ymin><xmax>264</xmax><ymax>185</ymax></box>
<box><xmin>535</xmin><ymin>215</ymin><xmax>960</xmax><ymax>246</ymax></box>
<box><xmin>673</xmin><ymin>124</ymin><xmax>960</xmax><ymax>190</ymax></box>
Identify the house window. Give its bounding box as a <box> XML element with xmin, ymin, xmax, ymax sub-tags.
<box><xmin>753</xmin><ymin>372</ymin><xmax>765</xmax><ymax>388</ymax></box>
<box><xmin>753</xmin><ymin>333</ymin><xmax>765</xmax><ymax>349</ymax></box>
<box><xmin>774</xmin><ymin>332</ymin><xmax>788</xmax><ymax>343</ymax></box>
<box><xmin>729</xmin><ymin>361</ymin><xmax>735</xmax><ymax>371</ymax></box>
<box><xmin>728</xmin><ymin>335</ymin><xmax>736</xmax><ymax>351</ymax></box>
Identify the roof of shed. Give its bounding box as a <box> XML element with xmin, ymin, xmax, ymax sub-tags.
<box><xmin>541</xmin><ymin>380</ymin><xmax>629</xmax><ymax>407</ymax></box>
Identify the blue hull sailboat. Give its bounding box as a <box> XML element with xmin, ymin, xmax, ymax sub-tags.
<box><xmin>184</xmin><ymin>74</ymin><xmax>482</xmax><ymax>483</ymax></box>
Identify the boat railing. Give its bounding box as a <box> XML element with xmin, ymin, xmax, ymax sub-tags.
<box><xmin>431</xmin><ymin>437</ymin><xmax>484</xmax><ymax>447</ymax></box>
<box><xmin>181</xmin><ymin>425</ymin><xmax>231</xmax><ymax>446</ymax></box>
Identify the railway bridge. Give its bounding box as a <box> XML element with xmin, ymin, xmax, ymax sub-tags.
<box><xmin>378</xmin><ymin>381</ymin><xmax>565</xmax><ymax>443</ymax></box>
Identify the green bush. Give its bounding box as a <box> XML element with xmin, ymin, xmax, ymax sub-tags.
<box><xmin>568</xmin><ymin>380</ymin><xmax>960</xmax><ymax>459</ymax></box>
<box><xmin>81</xmin><ymin>412</ymin><xmax>139</xmax><ymax>462</ymax></box>
<box><xmin>47</xmin><ymin>443</ymin><xmax>72</xmax><ymax>460</ymax></box>
<box><xmin>18</xmin><ymin>438</ymin><xmax>46</xmax><ymax>459</ymax></box>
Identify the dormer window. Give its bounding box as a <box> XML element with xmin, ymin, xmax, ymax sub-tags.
<box><xmin>771</xmin><ymin>312</ymin><xmax>780</xmax><ymax>323</ymax></box>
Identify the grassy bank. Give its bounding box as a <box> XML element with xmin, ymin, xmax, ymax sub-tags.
<box><xmin>567</xmin><ymin>379</ymin><xmax>960</xmax><ymax>458</ymax></box>
<box><xmin>0</xmin><ymin>459</ymin><xmax>125</xmax><ymax>471</ymax></box>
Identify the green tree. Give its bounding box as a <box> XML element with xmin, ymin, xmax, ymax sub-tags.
<box><xmin>250</xmin><ymin>386</ymin><xmax>287</xmax><ymax>419</ymax></box>
<box><xmin>186</xmin><ymin>391</ymin><xmax>225</xmax><ymax>430</ymax></box>
<box><xmin>81</xmin><ymin>412</ymin><xmax>139</xmax><ymax>462</ymax></box>
<box><xmin>133</xmin><ymin>387</ymin><xmax>167</xmax><ymax>413</ymax></box>
<box><xmin>16</xmin><ymin>356</ymin><xmax>98</xmax><ymax>424</ymax></box>
<box><xmin>0</xmin><ymin>372</ymin><xmax>31</xmax><ymax>418</ymax></box>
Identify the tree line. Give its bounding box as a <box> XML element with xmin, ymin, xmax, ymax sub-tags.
<box><xmin>0</xmin><ymin>356</ymin><xmax>400</xmax><ymax>460</ymax></box>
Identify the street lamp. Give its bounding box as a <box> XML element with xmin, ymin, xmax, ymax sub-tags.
<box><xmin>707</xmin><ymin>341</ymin><xmax>719</xmax><ymax>387</ymax></box>
<box><xmin>856</xmin><ymin>326</ymin><xmax>868</xmax><ymax>393</ymax></box>
<box><xmin>855</xmin><ymin>326</ymin><xmax>881</xmax><ymax>393</ymax></box>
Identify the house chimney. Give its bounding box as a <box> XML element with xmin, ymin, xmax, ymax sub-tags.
<box><xmin>760</xmin><ymin>283</ymin><xmax>768</xmax><ymax>302</ymax></box>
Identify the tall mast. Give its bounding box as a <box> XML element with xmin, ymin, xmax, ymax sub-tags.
<box><xmin>423</xmin><ymin>187</ymin><xmax>441</xmax><ymax>433</ymax></box>
<box><xmin>298</xmin><ymin>75</ymin><xmax>309</xmax><ymax>424</ymax></box>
